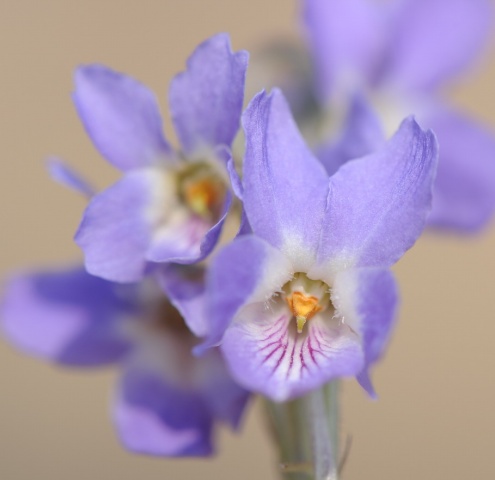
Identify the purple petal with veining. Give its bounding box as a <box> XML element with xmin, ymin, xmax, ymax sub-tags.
<box><xmin>222</xmin><ymin>302</ymin><xmax>363</xmax><ymax>402</ymax></box>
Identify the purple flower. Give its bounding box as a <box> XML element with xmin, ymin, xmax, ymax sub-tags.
<box><xmin>301</xmin><ymin>0</ymin><xmax>495</xmax><ymax>233</ymax></box>
<box><xmin>74</xmin><ymin>33</ymin><xmax>248</xmax><ymax>282</ymax></box>
<box><xmin>2</xmin><ymin>265</ymin><xmax>250</xmax><ymax>456</ymax></box>
<box><xmin>199</xmin><ymin>89</ymin><xmax>438</xmax><ymax>401</ymax></box>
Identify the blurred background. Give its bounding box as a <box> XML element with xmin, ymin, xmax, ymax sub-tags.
<box><xmin>2</xmin><ymin>1</ymin><xmax>495</xmax><ymax>479</ymax></box>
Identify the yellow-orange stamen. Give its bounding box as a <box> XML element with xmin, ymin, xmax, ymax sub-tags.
<box><xmin>182</xmin><ymin>178</ymin><xmax>220</xmax><ymax>218</ymax></box>
<box><xmin>286</xmin><ymin>291</ymin><xmax>322</xmax><ymax>333</ymax></box>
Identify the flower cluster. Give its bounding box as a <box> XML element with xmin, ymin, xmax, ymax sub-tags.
<box><xmin>2</xmin><ymin>0</ymin><xmax>493</xmax><ymax>460</ymax></box>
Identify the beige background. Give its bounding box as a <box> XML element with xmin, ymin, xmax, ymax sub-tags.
<box><xmin>2</xmin><ymin>1</ymin><xmax>495</xmax><ymax>479</ymax></box>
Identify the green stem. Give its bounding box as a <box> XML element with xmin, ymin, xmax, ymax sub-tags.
<box><xmin>264</xmin><ymin>381</ymin><xmax>340</xmax><ymax>480</ymax></box>
<box><xmin>305</xmin><ymin>386</ymin><xmax>338</xmax><ymax>480</ymax></box>
<box><xmin>263</xmin><ymin>398</ymin><xmax>311</xmax><ymax>480</ymax></box>
<box><xmin>323</xmin><ymin>380</ymin><xmax>340</xmax><ymax>469</ymax></box>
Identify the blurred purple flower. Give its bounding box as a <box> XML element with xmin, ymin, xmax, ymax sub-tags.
<box><xmin>2</xmin><ymin>265</ymin><xmax>250</xmax><ymax>456</ymax></box>
<box><xmin>302</xmin><ymin>0</ymin><xmax>495</xmax><ymax>233</ymax></box>
<box><xmin>74</xmin><ymin>33</ymin><xmax>248</xmax><ymax>283</ymax></box>
<box><xmin>198</xmin><ymin>89</ymin><xmax>438</xmax><ymax>401</ymax></box>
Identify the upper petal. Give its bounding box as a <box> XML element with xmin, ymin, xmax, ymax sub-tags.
<box><xmin>170</xmin><ymin>33</ymin><xmax>249</xmax><ymax>154</ymax></box>
<box><xmin>73</xmin><ymin>65</ymin><xmax>172</xmax><ymax>171</ymax></box>
<box><xmin>302</xmin><ymin>0</ymin><xmax>387</xmax><ymax>102</ymax></box>
<box><xmin>1</xmin><ymin>266</ymin><xmax>134</xmax><ymax>366</ymax></box>
<box><xmin>423</xmin><ymin>107</ymin><xmax>495</xmax><ymax>232</ymax></box>
<box><xmin>316</xmin><ymin>117</ymin><xmax>438</xmax><ymax>270</ymax></box>
<box><xmin>384</xmin><ymin>0</ymin><xmax>493</xmax><ymax>91</ymax></box>
<box><xmin>242</xmin><ymin>89</ymin><xmax>329</xmax><ymax>270</ymax></box>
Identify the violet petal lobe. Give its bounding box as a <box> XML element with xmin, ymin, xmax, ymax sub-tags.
<box><xmin>146</xmin><ymin>191</ymin><xmax>232</xmax><ymax>265</ymax></box>
<box><xmin>302</xmin><ymin>0</ymin><xmax>386</xmax><ymax>102</ymax></box>
<box><xmin>316</xmin><ymin>117</ymin><xmax>438</xmax><ymax>270</ymax></box>
<box><xmin>384</xmin><ymin>0</ymin><xmax>493</xmax><ymax>92</ymax></box>
<box><xmin>2</xmin><ymin>267</ymin><xmax>134</xmax><ymax>366</ymax></box>
<box><xmin>195</xmin><ymin>348</ymin><xmax>251</xmax><ymax>430</ymax></box>
<box><xmin>114</xmin><ymin>368</ymin><xmax>214</xmax><ymax>457</ymax></box>
<box><xmin>46</xmin><ymin>157</ymin><xmax>95</xmax><ymax>198</ymax></box>
<box><xmin>170</xmin><ymin>33</ymin><xmax>249</xmax><ymax>154</ymax></box>
<box><xmin>424</xmin><ymin>107</ymin><xmax>495</xmax><ymax>232</ymax></box>
<box><xmin>331</xmin><ymin>268</ymin><xmax>399</xmax><ymax>398</ymax></box>
<box><xmin>242</xmin><ymin>89</ymin><xmax>328</xmax><ymax>268</ymax></box>
<box><xmin>75</xmin><ymin>168</ymin><xmax>163</xmax><ymax>283</ymax></box>
<box><xmin>196</xmin><ymin>234</ymin><xmax>292</xmax><ymax>354</ymax></box>
<box><xmin>221</xmin><ymin>302</ymin><xmax>363</xmax><ymax>402</ymax></box>
<box><xmin>316</xmin><ymin>94</ymin><xmax>385</xmax><ymax>177</ymax></box>
<box><xmin>73</xmin><ymin>65</ymin><xmax>172</xmax><ymax>171</ymax></box>
<box><xmin>157</xmin><ymin>265</ymin><xmax>208</xmax><ymax>338</ymax></box>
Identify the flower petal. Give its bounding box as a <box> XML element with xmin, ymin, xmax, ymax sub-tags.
<box><xmin>114</xmin><ymin>369</ymin><xmax>213</xmax><ymax>457</ymax></box>
<box><xmin>196</xmin><ymin>234</ymin><xmax>292</xmax><ymax>354</ymax></box>
<box><xmin>195</xmin><ymin>348</ymin><xmax>251</xmax><ymax>430</ymax></box>
<box><xmin>302</xmin><ymin>0</ymin><xmax>386</xmax><ymax>102</ymax></box>
<box><xmin>157</xmin><ymin>265</ymin><xmax>208</xmax><ymax>338</ymax></box>
<box><xmin>75</xmin><ymin>169</ymin><xmax>164</xmax><ymax>283</ymax></box>
<box><xmin>242</xmin><ymin>89</ymin><xmax>328</xmax><ymax>269</ymax></box>
<box><xmin>221</xmin><ymin>302</ymin><xmax>363</xmax><ymax>402</ymax></box>
<box><xmin>170</xmin><ymin>33</ymin><xmax>248</xmax><ymax>154</ymax></box>
<box><xmin>114</xmin><ymin>326</ymin><xmax>249</xmax><ymax>456</ymax></box>
<box><xmin>73</xmin><ymin>65</ymin><xmax>172</xmax><ymax>171</ymax></box>
<box><xmin>46</xmin><ymin>157</ymin><xmax>95</xmax><ymax>197</ymax></box>
<box><xmin>1</xmin><ymin>267</ymin><xmax>134</xmax><ymax>366</ymax></box>
<box><xmin>384</xmin><ymin>0</ymin><xmax>493</xmax><ymax>91</ymax></box>
<box><xmin>316</xmin><ymin>117</ymin><xmax>438</xmax><ymax>270</ymax></box>
<box><xmin>146</xmin><ymin>191</ymin><xmax>232</xmax><ymax>265</ymax></box>
<box><xmin>423</xmin><ymin>107</ymin><xmax>495</xmax><ymax>232</ymax></box>
<box><xmin>331</xmin><ymin>268</ymin><xmax>399</xmax><ymax>398</ymax></box>
<box><xmin>316</xmin><ymin>94</ymin><xmax>385</xmax><ymax>177</ymax></box>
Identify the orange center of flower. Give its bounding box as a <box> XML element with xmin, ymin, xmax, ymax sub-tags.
<box><xmin>182</xmin><ymin>178</ymin><xmax>221</xmax><ymax>218</ymax></box>
<box><xmin>282</xmin><ymin>273</ymin><xmax>331</xmax><ymax>334</ymax></box>
<box><xmin>286</xmin><ymin>291</ymin><xmax>323</xmax><ymax>333</ymax></box>
<box><xmin>177</xmin><ymin>162</ymin><xmax>226</xmax><ymax>220</ymax></box>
